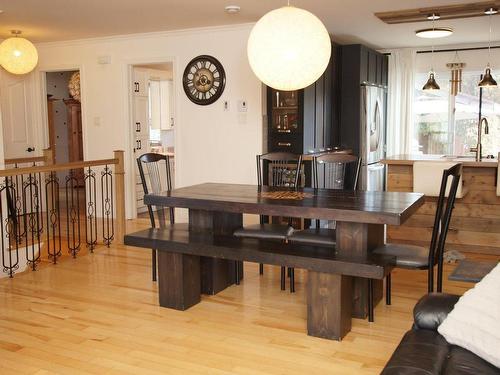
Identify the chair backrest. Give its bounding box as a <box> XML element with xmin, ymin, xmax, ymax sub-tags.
<box><xmin>136</xmin><ymin>153</ymin><xmax>174</xmax><ymax>228</ymax></box>
<box><xmin>312</xmin><ymin>153</ymin><xmax>361</xmax><ymax>191</ymax></box>
<box><xmin>257</xmin><ymin>152</ymin><xmax>303</xmax><ymax>188</ymax></box>
<box><xmin>428</xmin><ymin>163</ymin><xmax>462</xmax><ymax>268</ymax></box>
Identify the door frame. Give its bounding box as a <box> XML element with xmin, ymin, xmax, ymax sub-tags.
<box><xmin>38</xmin><ymin>64</ymin><xmax>87</xmax><ymax>162</ymax></box>
<box><xmin>122</xmin><ymin>56</ymin><xmax>177</xmax><ymax>219</ymax></box>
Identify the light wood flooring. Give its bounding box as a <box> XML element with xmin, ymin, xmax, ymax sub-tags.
<box><xmin>0</xmin><ymin>218</ymin><xmax>496</xmax><ymax>374</ymax></box>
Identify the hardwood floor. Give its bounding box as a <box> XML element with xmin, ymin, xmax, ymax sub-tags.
<box><xmin>0</xmin><ymin>219</ymin><xmax>493</xmax><ymax>374</ymax></box>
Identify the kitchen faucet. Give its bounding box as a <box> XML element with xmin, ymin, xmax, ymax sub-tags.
<box><xmin>470</xmin><ymin>117</ymin><xmax>489</xmax><ymax>161</ymax></box>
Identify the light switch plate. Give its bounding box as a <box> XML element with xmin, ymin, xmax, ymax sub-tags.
<box><xmin>238</xmin><ymin>100</ymin><xmax>248</xmax><ymax>112</ymax></box>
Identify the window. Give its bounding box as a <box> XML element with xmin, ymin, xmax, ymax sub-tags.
<box><xmin>414</xmin><ymin>67</ymin><xmax>500</xmax><ymax>156</ymax></box>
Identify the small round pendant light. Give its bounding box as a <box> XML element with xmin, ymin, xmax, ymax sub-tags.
<box><xmin>247</xmin><ymin>3</ymin><xmax>331</xmax><ymax>91</ymax></box>
<box><xmin>478</xmin><ymin>8</ymin><xmax>498</xmax><ymax>88</ymax></box>
<box><xmin>0</xmin><ymin>30</ymin><xmax>38</xmax><ymax>75</ymax></box>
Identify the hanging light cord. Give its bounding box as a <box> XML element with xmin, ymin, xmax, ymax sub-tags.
<box><xmin>487</xmin><ymin>11</ymin><xmax>492</xmax><ymax>67</ymax></box>
<box><xmin>431</xmin><ymin>14</ymin><xmax>436</xmax><ymax>72</ymax></box>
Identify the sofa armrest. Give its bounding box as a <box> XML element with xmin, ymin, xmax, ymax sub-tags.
<box><xmin>413</xmin><ymin>293</ymin><xmax>460</xmax><ymax>331</ymax></box>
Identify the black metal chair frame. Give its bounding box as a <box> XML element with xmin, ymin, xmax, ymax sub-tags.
<box><xmin>369</xmin><ymin>163</ymin><xmax>462</xmax><ymax>322</ymax></box>
<box><xmin>137</xmin><ymin>152</ymin><xmax>174</xmax><ymax>281</ymax></box>
<box><xmin>256</xmin><ymin>152</ymin><xmax>303</xmax><ymax>292</ymax></box>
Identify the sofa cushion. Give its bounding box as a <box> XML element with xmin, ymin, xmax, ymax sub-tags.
<box><xmin>438</xmin><ymin>263</ymin><xmax>500</xmax><ymax>368</ymax></box>
<box><xmin>443</xmin><ymin>345</ymin><xmax>500</xmax><ymax>375</ymax></box>
<box><xmin>413</xmin><ymin>293</ymin><xmax>460</xmax><ymax>331</ymax></box>
<box><xmin>381</xmin><ymin>330</ymin><xmax>450</xmax><ymax>375</ymax></box>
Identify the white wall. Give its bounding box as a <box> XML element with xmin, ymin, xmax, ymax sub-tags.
<box><xmin>26</xmin><ymin>24</ymin><xmax>262</xmax><ymax>219</ymax></box>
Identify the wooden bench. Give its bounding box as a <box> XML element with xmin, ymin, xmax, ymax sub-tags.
<box><xmin>125</xmin><ymin>226</ymin><xmax>394</xmax><ymax>340</ymax></box>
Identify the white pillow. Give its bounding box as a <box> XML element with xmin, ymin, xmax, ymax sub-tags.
<box><xmin>438</xmin><ymin>262</ymin><xmax>500</xmax><ymax>368</ymax></box>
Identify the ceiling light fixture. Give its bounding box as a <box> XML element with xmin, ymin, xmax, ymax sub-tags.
<box><xmin>225</xmin><ymin>5</ymin><xmax>240</xmax><ymax>14</ymax></box>
<box><xmin>0</xmin><ymin>30</ymin><xmax>38</xmax><ymax>75</ymax></box>
<box><xmin>247</xmin><ymin>1</ymin><xmax>331</xmax><ymax>91</ymax></box>
<box><xmin>415</xmin><ymin>27</ymin><xmax>453</xmax><ymax>38</ymax></box>
<box><xmin>422</xmin><ymin>14</ymin><xmax>440</xmax><ymax>91</ymax></box>
<box><xmin>478</xmin><ymin>8</ymin><xmax>498</xmax><ymax>87</ymax></box>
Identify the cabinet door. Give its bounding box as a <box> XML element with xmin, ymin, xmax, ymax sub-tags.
<box><xmin>150</xmin><ymin>81</ymin><xmax>161</xmax><ymax>130</ymax></box>
<box><xmin>160</xmin><ymin>80</ymin><xmax>173</xmax><ymax>130</ymax></box>
<box><xmin>368</xmin><ymin>51</ymin><xmax>377</xmax><ymax>84</ymax></box>
<box><xmin>359</xmin><ymin>46</ymin><xmax>369</xmax><ymax>84</ymax></box>
<box><xmin>133</xmin><ymin>68</ymin><xmax>148</xmax><ymax>97</ymax></box>
<box><xmin>133</xmin><ymin>96</ymin><xmax>149</xmax><ymax>137</ymax></box>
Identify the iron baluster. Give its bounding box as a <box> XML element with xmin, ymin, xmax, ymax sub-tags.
<box><xmin>101</xmin><ymin>165</ymin><xmax>114</xmax><ymax>247</ymax></box>
<box><xmin>65</xmin><ymin>170</ymin><xmax>81</xmax><ymax>258</ymax></box>
<box><xmin>45</xmin><ymin>172</ymin><xmax>62</xmax><ymax>263</ymax></box>
<box><xmin>22</xmin><ymin>174</ymin><xmax>41</xmax><ymax>270</ymax></box>
<box><xmin>1</xmin><ymin>178</ymin><xmax>20</xmax><ymax>277</ymax></box>
<box><xmin>84</xmin><ymin>167</ymin><xmax>97</xmax><ymax>252</ymax></box>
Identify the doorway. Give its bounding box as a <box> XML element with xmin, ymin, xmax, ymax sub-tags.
<box><xmin>130</xmin><ymin>62</ymin><xmax>175</xmax><ymax>217</ymax></box>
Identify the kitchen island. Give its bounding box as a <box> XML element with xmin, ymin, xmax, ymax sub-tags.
<box><xmin>384</xmin><ymin>154</ymin><xmax>500</xmax><ymax>256</ymax></box>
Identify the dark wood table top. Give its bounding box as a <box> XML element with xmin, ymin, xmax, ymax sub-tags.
<box><xmin>144</xmin><ymin>183</ymin><xmax>424</xmax><ymax>225</ymax></box>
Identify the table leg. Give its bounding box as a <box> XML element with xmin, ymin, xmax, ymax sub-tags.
<box><xmin>307</xmin><ymin>271</ymin><xmax>352</xmax><ymax>340</ymax></box>
<box><xmin>158</xmin><ymin>251</ymin><xmax>200</xmax><ymax>310</ymax></box>
<box><xmin>189</xmin><ymin>209</ymin><xmax>243</xmax><ymax>295</ymax></box>
<box><xmin>336</xmin><ymin>222</ymin><xmax>384</xmax><ymax>319</ymax></box>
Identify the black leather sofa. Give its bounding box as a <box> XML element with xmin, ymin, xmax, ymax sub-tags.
<box><xmin>382</xmin><ymin>293</ymin><xmax>500</xmax><ymax>375</ymax></box>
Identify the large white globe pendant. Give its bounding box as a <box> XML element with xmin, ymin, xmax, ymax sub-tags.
<box><xmin>0</xmin><ymin>31</ymin><xmax>38</xmax><ymax>75</ymax></box>
<box><xmin>247</xmin><ymin>6</ymin><xmax>331</xmax><ymax>91</ymax></box>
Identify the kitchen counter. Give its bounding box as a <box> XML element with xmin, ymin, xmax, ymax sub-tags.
<box><xmin>385</xmin><ymin>154</ymin><xmax>500</xmax><ymax>256</ymax></box>
<box><xmin>383</xmin><ymin>154</ymin><xmax>498</xmax><ymax>168</ymax></box>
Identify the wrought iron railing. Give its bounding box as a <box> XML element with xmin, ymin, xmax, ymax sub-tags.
<box><xmin>0</xmin><ymin>150</ymin><xmax>125</xmax><ymax>278</ymax></box>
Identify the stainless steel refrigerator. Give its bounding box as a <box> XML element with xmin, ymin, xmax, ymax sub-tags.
<box><xmin>359</xmin><ymin>85</ymin><xmax>386</xmax><ymax>191</ymax></box>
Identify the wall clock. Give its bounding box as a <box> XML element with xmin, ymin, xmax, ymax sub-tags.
<box><xmin>183</xmin><ymin>55</ymin><xmax>226</xmax><ymax>105</ymax></box>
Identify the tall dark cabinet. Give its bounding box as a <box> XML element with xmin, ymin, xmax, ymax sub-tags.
<box><xmin>266</xmin><ymin>43</ymin><xmax>341</xmax><ymax>155</ymax></box>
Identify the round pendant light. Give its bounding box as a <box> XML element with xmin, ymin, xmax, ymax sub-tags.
<box><xmin>0</xmin><ymin>30</ymin><xmax>38</xmax><ymax>75</ymax></box>
<box><xmin>415</xmin><ymin>27</ymin><xmax>453</xmax><ymax>39</ymax></box>
<box><xmin>247</xmin><ymin>5</ymin><xmax>331</xmax><ymax>91</ymax></box>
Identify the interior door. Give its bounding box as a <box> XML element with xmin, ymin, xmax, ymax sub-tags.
<box><xmin>0</xmin><ymin>71</ymin><xmax>36</xmax><ymax>158</ymax></box>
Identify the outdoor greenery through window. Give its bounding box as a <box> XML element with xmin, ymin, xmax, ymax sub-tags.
<box><xmin>414</xmin><ymin>70</ymin><xmax>500</xmax><ymax>156</ymax></box>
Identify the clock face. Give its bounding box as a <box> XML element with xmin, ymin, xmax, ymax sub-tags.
<box><xmin>183</xmin><ymin>55</ymin><xmax>226</xmax><ymax>105</ymax></box>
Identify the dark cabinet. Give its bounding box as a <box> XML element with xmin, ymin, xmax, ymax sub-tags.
<box><xmin>266</xmin><ymin>43</ymin><xmax>341</xmax><ymax>154</ymax></box>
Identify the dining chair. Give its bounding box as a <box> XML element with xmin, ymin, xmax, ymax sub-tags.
<box><xmin>233</xmin><ymin>152</ymin><xmax>303</xmax><ymax>292</ymax></box>
<box><xmin>136</xmin><ymin>153</ymin><xmax>176</xmax><ymax>281</ymax></box>
<box><xmin>287</xmin><ymin>153</ymin><xmax>361</xmax><ymax>247</ymax></box>
<box><xmin>369</xmin><ymin>163</ymin><xmax>462</xmax><ymax>321</ymax></box>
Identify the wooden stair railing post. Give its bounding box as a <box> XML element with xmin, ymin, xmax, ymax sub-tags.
<box><xmin>43</xmin><ymin>148</ymin><xmax>54</xmax><ymax>165</ymax></box>
<box><xmin>114</xmin><ymin>150</ymin><xmax>126</xmax><ymax>244</ymax></box>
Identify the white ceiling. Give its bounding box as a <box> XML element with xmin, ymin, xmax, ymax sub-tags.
<box><xmin>0</xmin><ymin>0</ymin><xmax>499</xmax><ymax>48</ymax></box>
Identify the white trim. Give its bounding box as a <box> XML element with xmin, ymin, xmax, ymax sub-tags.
<box><xmin>35</xmin><ymin>23</ymin><xmax>255</xmax><ymax>48</ymax></box>
<box><xmin>122</xmin><ymin>56</ymin><xmax>178</xmax><ymax>219</ymax></box>
<box><xmin>36</xmin><ymin>64</ymin><xmax>87</xmax><ymax>161</ymax></box>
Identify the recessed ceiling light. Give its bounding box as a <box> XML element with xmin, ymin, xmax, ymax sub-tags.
<box><xmin>484</xmin><ymin>7</ymin><xmax>498</xmax><ymax>15</ymax></box>
<box><xmin>415</xmin><ymin>27</ymin><xmax>453</xmax><ymax>38</ymax></box>
<box><xmin>427</xmin><ymin>14</ymin><xmax>440</xmax><ymax>20</ymax></box>
<box><xmin>225</xmin><ymin>5</ymin><xmax>240</xmax><ymax>14</ymax></box>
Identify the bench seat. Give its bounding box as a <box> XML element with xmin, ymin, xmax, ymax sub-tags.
<box><xmin>124</xmin><ymin>227</ymin><xmax>394</xmax><ymax>280</ymax></box>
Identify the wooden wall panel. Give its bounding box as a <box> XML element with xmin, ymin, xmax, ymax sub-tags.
<box><xmin>387</xmin><ymin>164</ymin><xmax>500</xmax><ymax>256</ymax></box>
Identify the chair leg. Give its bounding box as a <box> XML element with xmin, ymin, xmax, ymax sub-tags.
<box><xmin>437</xmin><ymin>261</ymin><xmax>444</xmax><ymax>293</ymax></box>
<box><xmin>280</xmin><ymin>266</ymin><xmax>286</xmax><ymax>291</ymax></box>
<box><xmin>235</xmin><ymin>261</ymin><xmax>240</xmax><ymax>285</ymax></box>
<box><xmin>287</xmin><ymin>267</ymin><xmax>291</xmax><ymax>277</ymax></box>
<box><xmin>368</xmin><ymin>279</ymin><xmax>374</xmax><ymax>322</ymax></box>
<box><xmin>259</xmin><ymin>263</ymin><xmax>264</xmax><ymax>275</ymax></box>
<box><xmin>290</xmin><ymin>268</ymin><xmax>295</xmax><ymax>293</ymax></box>
<box><xmin>152</xmin><ymin>249</ymin><xmax>157</xmax><ymax>282</ymax></box>
<box><xmin>428</xmin><ymin>266</ymin><xmax>434</xmax><ymax>293</ymax></box>
<box><xmin>386</xmin><ymin>274</ymin><xmax>391</xmax><ymax>305</ymax></box>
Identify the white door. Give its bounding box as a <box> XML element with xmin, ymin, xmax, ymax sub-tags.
<box><xmin>0</xmin><ymin>71</ymin><xmax>36</xmax><ymax>158</ymax></box>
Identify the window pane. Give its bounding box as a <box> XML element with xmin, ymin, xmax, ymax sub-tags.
<box><xmin>414</xmin><ymin>72</ymin><xmax>450</xmax><ymax>154</ymax></box>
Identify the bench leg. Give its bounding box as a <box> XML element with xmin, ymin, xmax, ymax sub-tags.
<box><xmin>158</xmin><ymin>251</ymin><xmax>200</xmax><ymax>310</ymax></box>
<box><xmin>307</xmin><ymin>271</ymin><xmax>352</xmax><ymax>341</ymax></box>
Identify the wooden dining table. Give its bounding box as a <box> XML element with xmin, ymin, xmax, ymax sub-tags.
<box><xmin>126</xmin><ymin>183</ymin><xmax>424</xmax><ymax>340</ymax></box>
